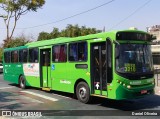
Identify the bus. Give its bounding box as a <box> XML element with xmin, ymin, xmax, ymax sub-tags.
<box><xmin>3</xmin><ymin>29</ymin><xmax>155</xmax><ymax>103</ymax></box>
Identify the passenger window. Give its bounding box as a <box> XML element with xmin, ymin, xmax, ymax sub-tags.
<box><xmin>69</xmin><ymin>42</ymin><xmax>87</xmax><ymax>61</ymax></box>
<box><xmin>52</xmin><ymin>44</ymin><xmax>67</xmax><ymax>62</ymax></box>
<box><xmin>11</xmin><ymin>50</ymin><xmax>18</xmax><ymax>63</ymax></box>
<box><xmin>4</xmin><ymin>52</ymin><xmax>10</xmax><ymax>63</ymax></box>
<box><xmin>29</xmin><ymin>48</ymin><xmax>38</xmax><ymax>63</ymax></box>
<box><xmin>19</xmin><ymin>49</ymin><xmax>28</xmax><ymax>63</ymax></box>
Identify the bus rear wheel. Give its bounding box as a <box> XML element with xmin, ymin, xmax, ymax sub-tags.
<box><xmin>76</xmin><ymin>82</ymin><xmax>90</xmax><ymax>103</ymax></box>
<box><xmin>19</xmin><ymin>76</ymin><xmax>26</xmax><ymax>89</ymax></box>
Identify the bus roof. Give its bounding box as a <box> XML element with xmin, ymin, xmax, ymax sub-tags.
<box><xmin>4</xmin><ymin>45</ymin><xmax>28</xmax><ymax>52</ymax></box>
<box><xmin>4</xmin><ymin>29</ymin><xmax>150</xmax><ymax>50</ymax></box>
<box><xmin>25</xmin><ymin>30</ymin><xmax>149</xmax><ymax>48</ymax></box>
<box><xmin>26</xmin><ymin>31</ymin><xmax>117</xmax><ymax>48</ymax></box>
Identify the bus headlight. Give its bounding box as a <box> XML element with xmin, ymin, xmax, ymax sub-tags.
<box><xmin>127</xmin><ymin>85</ymin><xmax>131</xmax><ymax>89</ymax></box>
<box><xmin>117</xmin><ymin>80</ymin><xmax>120</xmax><ymax>83</ymax></box>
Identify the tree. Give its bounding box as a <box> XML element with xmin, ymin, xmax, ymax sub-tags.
<box><xmin>0</xmin><ymin>33</ymin><xmax>31</xmax><ymax>61</ymax></box>
<box><xmin>37</xmin><ymin>24</ymin><xmax>102</xmax><ymax>41</ymax></box>
<box><xmin>0</xmin><ymin>0</ymin><xmax>45</xmax><ymax>43</ymax></box>
<box><xmin>37</xmin><ymin>31</ymin><xmax>50</xmax><ymax>41</ymax></box>
<box><xmin>50</xmin><ymin>28</ymin><xmax>60</xmax><ymax>39</ymax></box>
<box><xmin>3</xmin><ymin>33</ymin><xmax>31</xmax><ymax>48</ymax></box>
<box><xmin>0</xmin><ymin>47</ymin><xmax>3</xmax><ymax>62</ymax></box>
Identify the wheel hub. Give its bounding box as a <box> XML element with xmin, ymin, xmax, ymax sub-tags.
<box><xmin>79</xmin><ymin>87</ymin><xmax>87</xmax><ymax>99</ymax></box>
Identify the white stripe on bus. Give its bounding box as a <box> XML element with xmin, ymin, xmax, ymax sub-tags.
<box><xmin>21</xmin><ymin>91</ymin><xmax>58</xmax><ymax>101</ymax></box>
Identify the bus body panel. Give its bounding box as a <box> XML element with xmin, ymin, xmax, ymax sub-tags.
<box><xmin>22</xmin><ymin>63</ymin><xmax>40</xmax><ymax>87</ymax></box>
<box><xmin>3</xmin><ymin>63</ymin><xmax>23</xmax><ymax>84</ymax></box>
<box><xmin>3</xmin><ymin>30</ymin><xmax>155</xmax><ymax>101</ymax></box>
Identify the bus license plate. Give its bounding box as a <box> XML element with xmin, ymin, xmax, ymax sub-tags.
<box><xmin>141</xmin><ymin>90</ymin><xmax>147</xmax><ymax>94</ymax></box>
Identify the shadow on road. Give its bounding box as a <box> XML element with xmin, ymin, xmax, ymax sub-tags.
<box><xmin>0</xmin><ymin>91</ymin><xmax>22</xmax><ymax>109</ymax></box>
<box><xmin>6</xmin><ymin>83</ymin><xmax>160</xmax><ymax>111</ymax></box>
<box><xmin>90</xmin><ymin>95</ymin><xmax>160</xmax><ymax>111</ymax></box>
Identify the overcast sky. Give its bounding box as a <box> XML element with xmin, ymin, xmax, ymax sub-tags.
<box><xmin>0</xmin><ymin>0</ymin><xmax>159</xmax><ymax>43</ymax></box>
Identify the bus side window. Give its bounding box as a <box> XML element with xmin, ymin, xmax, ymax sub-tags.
<box><xmin>78</xmin><ymin>42</ymin><xmax>87</xmax><ymax>61</ymax></box>
<box><xmin>52</xmin><ymin>44</ymin><xmax>67</xmax><ymax>62</ymax></box>
<box><xmin>29</xmin><ymin>48</ymin><xmax>38</xmax><ymax>63</ymax></box>
<box><xmin>69</xmin><ymin>43</ymin><xmax>78</xmax><ymax>61</ymax></box>
<box><xmin>19</xmin><ymin>49</ymin><xmax>28</xmax><ymax>63</ymax></box>
<box><xmin>69</xmin><ymin>42</ymin><xmax>87</xmax><ymax>62</ymax></box>
<box><xmin>4</xmin><ymin>51</ymin><xmax>10</xmax><ymax>63</ymax></box>
<box><xmin>19</xmin><ymin>50</ymin><xmax>23</xmax><ymax>62</ymax></box>
<box><xmin>11</xmin><ymin>50</ymin><xmax>18</xmax><ymax>63</ymax></box>
<box><xmin>23</xmin><ymin>49</ymin><xmax>28</xmax><ymax>63</ymax></box>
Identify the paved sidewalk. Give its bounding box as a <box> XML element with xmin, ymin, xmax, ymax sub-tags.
<box><xmin>154</xmin><ymin>73</ymin><xmax>160</xmax><ymax>95</ymax></box>
<box><xmin>155</xmin><ymin>86</ymin><xmax>160</xmax><ymax>95</ymax></box>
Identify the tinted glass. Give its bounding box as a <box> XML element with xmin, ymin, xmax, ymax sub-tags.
<box><xmin>116</xmin><ymin>44</ymin><xmax>153</xmax><ymax>74</ymax></box>
<box><xmin>52</xmin><ymin>45</ymin><xmax>67</xmax><ymax>62</ymax></box>
<box><xmin>29</xmin><ymin>48</ymin><xmax>38</xmax><ymax>63</ymax></box>
<box><xmin>4</xmin><ymin>52</ymin><xmax>10</xmax><ymax>63</ymax></box>
<box><xmin>116</xmin><ymin>32</ymin><xmax>151</xmax><ymax>41</ymax></box>
<box><xmin>11</xmin><ymin>50</ymin><xmax>18</xmax><ymax>63</ymax></box>
<box><xmin>19</xmin><ymin>49</ymin><xmax>28</xmax><ymax>63</ymax></box>
<box><xmin>69</xmin><ymin>42</ymin><xmax>87</xmax><ymax>61</ymax></box>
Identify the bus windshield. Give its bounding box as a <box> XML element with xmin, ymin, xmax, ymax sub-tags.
<box><xmin>116</xmin><ymin>44</ymin><xmax>153</xmax><ymax>74</ymax></box>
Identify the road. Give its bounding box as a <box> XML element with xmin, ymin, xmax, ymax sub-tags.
<box><xmin>0</xmin><ymin>73</ymin><xmax>160</xmax><ymax>119</ymax></box>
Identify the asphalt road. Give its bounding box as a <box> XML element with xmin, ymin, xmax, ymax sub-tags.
<box><xmin>0</xmin><ymin>73</ymin><xmax>160</xmax><ymax>119</ymax></box>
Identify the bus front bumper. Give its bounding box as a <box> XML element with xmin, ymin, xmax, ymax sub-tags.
<box><xmin>113</xmin><ymin>84</ymin><xmax>155</xmax><ymax>100</ymax></box>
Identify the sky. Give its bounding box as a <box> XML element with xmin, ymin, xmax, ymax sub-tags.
<box><xmin>0</xmin><ymin>0</ymin><xmax>159</xmax><ymax>44</ymax></box>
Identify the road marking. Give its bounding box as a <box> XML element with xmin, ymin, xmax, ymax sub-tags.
<box><xmin>21</xmin><ymin>91</ymin><xmax>58</xmax><ymax>101</ymax></box>
<box><xmin>23</xmin><ymin>96</ymin><xmax>43</xmax><ymax>103</ymax></box>
<box><xmin>52</xmin><ymin>93</ymin><xmax>72</xmax><ymax>99</ymax></box>
<box><xmin>0</xmin><ymin>86</ymin><xmax>14</xmax><ymax>90</ymax></box>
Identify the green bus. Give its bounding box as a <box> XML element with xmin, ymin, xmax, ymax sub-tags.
<box><xmin>3</xmin><ymin>29</ymin><xmax>155</xmax><ymax>103</ymax></box>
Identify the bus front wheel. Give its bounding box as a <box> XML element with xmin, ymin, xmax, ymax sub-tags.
<box><xmin>19</xmin><ymin>76</ymin><xmax>26</xmax><ymax>89</ymax></box>
<box><xmin>76</xmin><ymin>82</ymin><xmax>90</xmax><ymax>103</ymax></box>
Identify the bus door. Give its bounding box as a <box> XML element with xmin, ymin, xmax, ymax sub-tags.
<box><xmin>40</xmin><ymin>48</ymin><xmax>51</xmax><ymax>88</ymax></box>
<box><xmin>91</xmin><ymin>42</ymin><xmax>107</xmax><ymax>96</ymax></box>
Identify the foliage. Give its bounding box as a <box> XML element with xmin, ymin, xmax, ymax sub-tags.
<box><xmin>0</xmin><ymin>0</ymin><xmax>45</xmax><ymax>42</ymax></box>
<box><xmin>37</xmin><ymin>32</ymin><xmax>51</xmax><ymax>41</ymax></box>
<box><xmin>0</xmin><ymin>33</ymin><xmax>31</xmax><ymax>61</ymax></box>
<box><xmin>3</xmin><ymin>33</ymin><xmax>31</xmax><ymax>48</ymax></box>
<box><xmin>37</xmin><ymin>24</ymin><xmax>102</xmax><ymax>41</ymax></box>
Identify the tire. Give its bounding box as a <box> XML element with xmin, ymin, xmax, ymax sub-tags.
<box><xmin>76</xmin><ymin>82</ymin><xmax>91</xmax><ymax>103</ymax></box>
<box><xmin>19</xmin><ymin>76</ymin><xmax>26</xmax><ymax>89</ymax></box>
